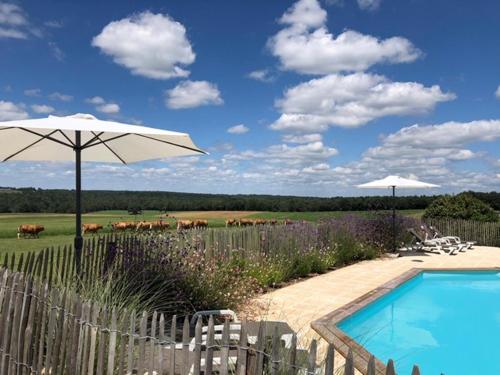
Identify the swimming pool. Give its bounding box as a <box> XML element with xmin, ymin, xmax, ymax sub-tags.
<box><xmin>338</xmin><ymin>270</ymin><xmax>500</xmax><ymax>375</ymax></box>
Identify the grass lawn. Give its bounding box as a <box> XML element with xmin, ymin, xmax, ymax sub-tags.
<box><xmin>0</xmin><ymin>209</ymin><xmax>423</xmax><ymax>255</ymax></box>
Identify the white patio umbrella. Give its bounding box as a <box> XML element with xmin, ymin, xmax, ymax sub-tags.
<box><xmin>0</xmin><ymin>113</ymin><xmax>206</xmax><ymax>273</ymax></box>
<box><xmin>357</xmin><ymin>175</ymin><xmax>440</xmax><ymax>252</ymax></box>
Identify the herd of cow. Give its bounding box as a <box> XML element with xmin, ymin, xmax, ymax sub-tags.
<box><xmin>16</xmin><ymin>217</ymin><xmax>295</xmax><ymax>239</ymax></box>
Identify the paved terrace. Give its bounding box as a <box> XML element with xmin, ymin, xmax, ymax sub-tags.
<box><xmin>248</xmin><ymin>246</ymin><xmax>500</xmax><ymax>370</ymax></box>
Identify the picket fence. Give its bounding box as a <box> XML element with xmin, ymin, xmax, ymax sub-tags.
<box><xmin>424</xmin><ymin>218</ymin><xmax>500</xmax><ymax>246</ymax></box>
<box><xmin>0</xmin><ymin>267</ymin><xmax>423</xmax><ymax>375</ymax></box>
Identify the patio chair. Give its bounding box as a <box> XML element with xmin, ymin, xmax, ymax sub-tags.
<box><xmin>419</xmin><ymin>225</ymin><xmax>467</xmax><ymax>252</ymax></box>
<box><xmin>408</xmin><ymin>228</ymin><xmax>459</xmax><ymax>255</ymax></box>
<box><xmin>427</xmin><ymin>225</ymin><xmax>476</xmax><ymax>249</ymax></box>
<box><xmin>185</xmin><ymin>310</ymin><xmax>297</xmax><ymax>374</ymax></box>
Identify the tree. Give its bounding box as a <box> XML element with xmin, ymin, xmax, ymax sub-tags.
<box><xmin>423</xmin><ymin>193</ymin><xmax>498</xmax><ymax>222</ymax></box>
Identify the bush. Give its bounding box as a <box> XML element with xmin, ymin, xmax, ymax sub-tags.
<box><xmin>423</xmin><ymin>193</ymin><xmax>498</xmax><ymax>222</ymax></box>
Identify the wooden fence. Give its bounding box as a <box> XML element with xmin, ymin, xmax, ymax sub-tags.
<box><xmin>0</xmin><ymin>267</ymin><xmax>422</xmax><ymax>375</ymax></box>
<box><xmin>424</xmin><ymin>218</ymin><xmax>500</xmax><ymax>246</ymax></box>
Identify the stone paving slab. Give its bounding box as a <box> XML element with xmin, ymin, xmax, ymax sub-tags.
<box><xmin>248</xmin><ymin>246</ymin><xmax>500</xmax><ymax>366</ymax></box>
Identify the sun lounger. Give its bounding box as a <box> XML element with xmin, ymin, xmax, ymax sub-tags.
<box><xmin>427</xmin><ymin>225</ymin><xmax>476</xmax><ymax>249</ymax></box>
<box><xmin>408</xmin><ymin>228</ymin><xmax>459</xmax><ymax>255</ymax></box>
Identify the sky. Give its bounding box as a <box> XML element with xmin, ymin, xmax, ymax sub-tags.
<box><xmin>0</xmin><ymin>0</ymin><xmax>499</xmax><ymax>196</ymax></box>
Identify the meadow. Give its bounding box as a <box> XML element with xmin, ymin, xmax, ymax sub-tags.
<box><xmin>0</xmin><ymin>209</ymin><xmax>424</xmax><ymax>253</ymax></box>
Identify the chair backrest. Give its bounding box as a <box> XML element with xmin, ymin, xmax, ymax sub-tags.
<box><xmin>408</xmin><ymin>228</ymin><xmax>424</xmax><ymax>242</ymax></box>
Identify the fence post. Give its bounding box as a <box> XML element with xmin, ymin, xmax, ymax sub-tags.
<box><xmin>386</xmin><ymin>359</ymin><xmax>396</xmax><ymax>375</ymax></box>
<box><xmin>324</xmin><ymin>343</ymin><xmax>334</xmax><ymax>375</ymax></box>
<box><xmin>344</xmin><ymin>348</ymin><xmax>354</xmax><ymax>375</ymax></box>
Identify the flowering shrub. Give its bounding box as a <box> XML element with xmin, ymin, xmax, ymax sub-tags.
<box><xmin>96</xmin><ymin>213</ymin><xmax>417</xmax><ymax>313</ymax></box>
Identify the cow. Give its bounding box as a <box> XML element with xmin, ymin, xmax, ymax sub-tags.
<box><xmin>238</xmin><ymin>219</ymin><xmax>254</xmax><ymax>227</ymax></box>
<box><xmin>225</xmin><ymin>219</ymin><xmax>237</xmax><ymax>227</ymax></box>
<box><xmin>112</xmin><ymin>222</ymin><xmax>129</xmax><ymax>232</ymax></box>
<box><xmin>150</xmin><ymin>221</ymin><xmax>170</xmax><ymax>231</ymax></box>
<box><xmin>136</xmin><ymin>221</ymin><xmax>152</xmax><ymax>231</ymax></box>
<box><xmin>193</xmin><ymin>219</ymin><xmax>208</xmax><ymax>229</ymax></box>
<box><xmin>177</xmin><ymin>220</ymin><xmax>194</xmax><ymax>231</ymax></box>
<box><xmin>17</xmin><ymin>224</ymin><xmax>44</xmax><ymax>239</ymax></box>
<box><xmin>254</xmin><ymin>219</ymin><xmax>267</xmax><ymax>226</ymax></box>
<box><xmin>82</xmin><ymin>223</ymin><xmax>103</xmax><ymax>235</ymax></box>
<box><xmin>283</xmin><ymin>219</ymin><xmax>294</xmax><ymax>226</ymax></box>
<box><xmin>269</xmin><ymin>219</ymin><xmax>278</xmax><ymax>225</ymax></box>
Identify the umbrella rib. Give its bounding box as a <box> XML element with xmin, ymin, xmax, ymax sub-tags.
<box><xmin>135</xmin><ymin>134</ymin><xmax>207</xmax><ymax>154</ymax></box>
<box><xmin>57</xmin><ymin>130</ymin><xmax>76</xmax><ymax>147</ymax></box>
<box><xmin>82</xmin><ymin>133</ymin><xmax>130</xmax><ymax>149</ymax></box>
<box><xmin>2</xmin><ymin>129</ymin><xmax>61</xmax><ymax>162</ymax></box>
<box><xmin>18</xmin><ymin>128</ymin><xmax>74</xmax><ymax>148</ymax></box>
<box><xmin>89</xmin><ymin>131</ymin><xmax>127</xmax><ymax>164</ymax></box>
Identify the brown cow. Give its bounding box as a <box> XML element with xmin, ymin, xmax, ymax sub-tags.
<box><xmin>150</xmin><ymin>221</ymin><xmax>170</xmax><ymax>231</ymax></box>
<box><xmin>283</xmin><ymin>219</ymin><xmax>294</xmax><ymax>226</ymax></box>
<box><xmin>254</xmin><ymin>219</ymin><xmax>267</xmax><ymax>226</ymax></box>
<box><xmin>17</xmin><ymin>224</ymin><xmax>44</xmax><ymax>239</ymax></box>
<box><xmin>177</xmin><ymin>220</ymin><xmax>193</xmax><ymax>231</ymax></box>
<box><xmin>112</xmin><ymin>222</ymin><xmax>129</xmax><ymax>231</ymax></box>
<box><xmin>193</xmin><ymin>219</ymin><xmax>208</xmax><ymax>229</ymax></box>
<box><xmin>82</xmin><ymin>223</ymin><xmax>103</xmax><ymax>234</ymax></box>
<box><xmin>136</xmin><ymin>221</ymin><xmax>151</xmax><ymax>231</ymax></box>
<box><xmin>238</xmin><ymin>218</ymin><xmax>254</xmax><ymax>227</ymax></box>
<box><xmin>225</xmin><ymin>219</ymin><xmax>237</xmax><ymax>227</ymax></box>
<box><xmin>269</xmin><ymin>219</ymin><xmax>278</xmax><ymax>225</ymax></box>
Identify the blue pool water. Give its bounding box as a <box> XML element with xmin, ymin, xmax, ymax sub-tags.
<box><xmin>338</xmin><ymin>271</ymin><xmax>500</xmax><ymax>375</ymax></box>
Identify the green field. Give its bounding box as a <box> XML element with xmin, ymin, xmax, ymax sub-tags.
<box><xmin>0</xmin><ymin>209</ymin><xmax>423</xmax><ymax>255</ymax></box>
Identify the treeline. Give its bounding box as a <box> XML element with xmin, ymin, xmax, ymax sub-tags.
<box><xmin>0</xmin><ymin>187</ymin><xmax>498</xmax><ymax>213</ymax></box>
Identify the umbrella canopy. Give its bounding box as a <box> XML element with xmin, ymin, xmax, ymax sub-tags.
<box><xmin>0</xmin><ymin>113</ymin><xmax>206</xmax><ymax>274</ymax></box>
<box><xmin>357</xmin><ymin>175</ymin><xmax>440</xmax><ymax>189</ymax></box>
<box><xmin>357</xmin><ymin>175</ymin><xmax>440</xmax><ymax>252</ymax></box>
<box><xmin>0</xmin><ymin>113</ymin><xmax>205</xmax><ymax>163</ymax></box>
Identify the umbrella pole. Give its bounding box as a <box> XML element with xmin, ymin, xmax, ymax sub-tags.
<box><xmin>74</xmin><ymin>130</ymin><xmax>83</xmax><ymax>275</ymax></box>
<box><xmin>392</xmin><ymin>185</ymin><xmax>396</xmax><ymax>253</ymax></box>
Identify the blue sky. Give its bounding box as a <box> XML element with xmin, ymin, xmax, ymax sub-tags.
<box><xmin>0</xmin><ymin>0</ymin><xmax>499</xmax><ymax>196</ymax></box>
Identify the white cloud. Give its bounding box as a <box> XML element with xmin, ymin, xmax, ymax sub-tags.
<box><xmin>48</xmin><ymin>41</ymin><xmax>64</xmax><ymax>61</ymax></box>
<box><xmin>282</xmin><ymin>133</ymin><xmax>323</xmax><ymax>143</ymax></box>
<box><xmin>85</xmin><ymin>96</ymin><xmax>120</xmax><ymax>114</ymax></box>
<box><xmin>0</xmin><ymin>2</ymin><xmax>40</xmax><ymax>39</ymax></box>
<box><xmin>97</xmin><ymin>103</ymin><xmax>120</xmax><ymax>114</ymax></box>
<box><xmin>357</xmin><ymin>0</ymin><xmax>381</xmax><ymax>11</ymax></box>
<box><xmin>495</xmin><ymin>85</ymin><xmax>500</xmax><ymax>99</ymax></box>
<box><xmin>166</xmin><ymin>80</ymin><xmax>223</xmax><ymax>109</ymax></box>
<box><xmin>382</xmin><ymin>120</ymin><xmax>500</xmax><ymax>148</ymax></box>
<box><xmin>24</xmin><ymin>88</ymin><xmax>41</xmax><ymax>97</ymax></box>
<box><xmin>31</xmin><ymin>104</ymin><xmax>55</xmax><ymax>114</ymax></box>
<box><xmin>44</xmin><ymin>20</ymin><xmax>63</xmax><ymax>28</ymax></box>
<box><xmin>247</xmin><ymin>69</ymin><xmax>275</xmax><ymax>83</ymax></box>
<box><xmin>0</xmin><ymin>2</ymin><xmax>27</xmax><ymax>39</ymax></box>
<box><xmin>270</xmin><ymin>72</ymin><xmax>455</xmax><ymax>132</ymax></box>
<box><xmin>227</xmin><ymin>124</ymin><xmax>249</xmax><ymax>134</ymax></box>
<box><xmin>92</xmin><ymin>11</ymin><xmax>195</xmax><ymax>80</ymax></box>
<box><xmin>268</xmin><ymin>0</ymin><xmax>420</xmax><ymax>75</ymax></box>
<box><xmin>0</xmin><ymin>100</ymin><xmax>28</xmax><ymax>120</ymax></box>
<box><xmin>49</xmin><ymin>92</ymin><xmax>73</xmax><ymax>102</ymax></box>
<box><xmin>225</xmin><ymin>141</ymin><xmax>338</xmax><ymax>167</ymax></box>
<box><xmin>85</xmin><ymin>96</ymin><xmax>106</xmax><ymax>105</ymax></box>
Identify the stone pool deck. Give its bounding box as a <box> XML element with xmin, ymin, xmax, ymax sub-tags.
<box><xmin>248</xmin><ymin>246</ymin><xmax>500</xmax><ymax>369</ymax></box>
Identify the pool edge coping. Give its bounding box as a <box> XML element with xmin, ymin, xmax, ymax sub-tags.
<box><xmin>311</xmin><ymin>267</ymin><xmax>500</xmax><ymax>375</ymax></box>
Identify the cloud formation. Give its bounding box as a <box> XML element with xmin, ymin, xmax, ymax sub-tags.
<box><xmin>357</xmin><ymin>0</ymin><xmax>381</xmax><ymax>11</ymax></box>
<box><xmin>270</xmin><ymin>72</ymin><xmax>455</xmax><ymax>132</ymax></box>
<box><xmin>247</xmin><ymin>69</ymin><xmax>275</xmax><ymax>83</ymax></box>
<box><xmin>0</xmin><ymin>2</ymin><xmax>29</xmax><ymax>39</ymax></box>
<box><xmin>0</xmin><ymin>100</ymin><xmax>28</xmax><ymax>120</ymax></box>
<box><xmin>268</xmin><ymin>0</ymin><xmax>420</xmax><ymax>75</ymax></box>
<box><xmin>227</xmin><ymin>124</ymin><xmax>249</xmax><ymax>134</ymax></box>
<box><xmin>92</xmin><ymin>11</ymin><xmax>195</xmax><ymax>80</ymax></box>
<box><xmin>31</xmin><ymin>104</ymin><xmax>55</xmax><ymax>114</ymax></box>
<box><xmin>85</xmin><ymin>96</ymin><xmax>120</xmax><ymax>114</ymax></box>
<box><xmin>166</xmin><ymin>80</ymin><xmax>223</xmax><ymax>109</ymax></box>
